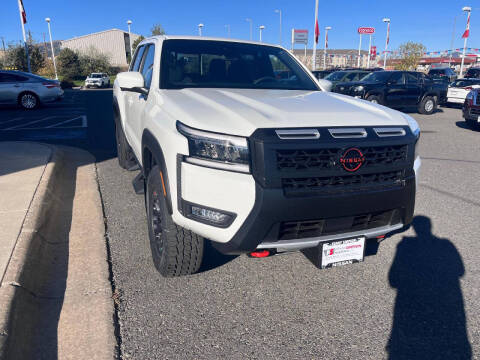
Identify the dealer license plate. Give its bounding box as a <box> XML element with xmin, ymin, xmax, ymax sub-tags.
<box><xmin>320</xmin><ymin>237</ymin><xmax>365</xmax><ymax>269</ymax></box>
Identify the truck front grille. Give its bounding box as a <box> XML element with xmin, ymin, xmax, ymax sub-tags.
<box><xmin>276</xmin><ymin>145</ymin><xmax>408</xmax><ymax>171</ymax></box>
<box><xmin>282</xmin><ymin>170</ymin><xmax>404</xmax><ymax>196</ymax></box>
<box><xmin>278</xmin><ymin>209</ymin><xmax>400</xmax><ymax>240</ymax></box>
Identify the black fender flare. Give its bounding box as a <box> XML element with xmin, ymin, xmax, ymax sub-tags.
<box><xmin>142</xmin><ymin>129</ymin><xmax>173</xmax><ymax>214</ymax></box>
<box><xmin>421</xmin><ymin>92</ymin><xmax>439</xmax><ymax>103</ymax></box>
<box><xmin>365</xmin><ymin>91</ymin><xmax>384</xmax><ymax>104</ymax></box>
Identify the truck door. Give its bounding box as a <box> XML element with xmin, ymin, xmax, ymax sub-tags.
<box><xmin>405</xmin><ymin>72</ymin><xmax>422</xmax><ymax>106</ymax></box>
<box><xmin>384</xmin><ymin>72</ymin><xmax>406</xmax><ymax>107</ymax></box>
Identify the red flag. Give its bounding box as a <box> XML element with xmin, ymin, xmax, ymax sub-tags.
<box><xmin>386</xmin><ymin>23</ymin><xmax>390</xmax><ymax>45</ymax></box>
<box><xmin>462</xmin><ymin>12</ymin><xmax>470</xmax><ymax>38</ymax></box>
<box><xmin>19</xmin><ymin>0</ymin><xmax>27</xmax><ymax>24</ymax></box>
<box><xmin>315</xmin><ymin>19</ymin><xmax>319</xmax><ymax>44</ymax></box>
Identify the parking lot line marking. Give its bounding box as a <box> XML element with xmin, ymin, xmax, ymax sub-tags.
<box><xmin>4</xmin><ymin>116</ymin><xmax>58</xmax><ymax>130</ymax></box>
<box><xmin>45</xmin><ymin>115</ymin><xmax>87</xmax><ymax>128</ymax></box>
<box><xmin>0</xmin><ymin>117</ymin><xmax>24</xmax><ymax>125</ymax></box>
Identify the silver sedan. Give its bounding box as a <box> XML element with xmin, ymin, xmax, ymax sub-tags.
<box><xmin>0</xmin><ymin>70</ymin><xmax>64</xmax><ymax>109</ymax></box>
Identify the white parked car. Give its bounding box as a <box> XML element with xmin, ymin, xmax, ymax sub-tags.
<box><xmin>446</xmin><ymin>78</ymin><xmax>480</xmax><ymax>105</ymax></box>
<box><xmin>84</xmin><ymin>73</ymin><xmax>110</xmax><ymax>88</ymax></box>
<box><xmin>113</xmin><ymin>36</ymin><xmax>421</xmax><ymax>277</ymax></box>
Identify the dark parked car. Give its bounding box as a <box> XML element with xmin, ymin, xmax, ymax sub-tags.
<box><xmin>333</xmin><ymin>71</ymin><xmax>446</xmax><ymax>115</ymax></box>
<box><xmin>465</xmin><ymin>67</ymin><xmax>480</xmax><ymax>78</ymax></box>
<box><xmin>324</xmin><ymin>70</ymin><xmax>370</xmax><ymax>86</ymax></box>
<box><xmin>428</xmin><ymin>67</ymin><xmax>457</xmax><ymax>82</ymax></box>
<box><xmin>462</xmin><ymin>88</ymin><xmax>480</xmax><ymax>128</ymax></box>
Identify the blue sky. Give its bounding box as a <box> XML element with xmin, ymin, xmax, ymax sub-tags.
<box><xmin>0</xmin><ymin>0</ymin><xmax>477</xmax><ymax>53</ymax></box>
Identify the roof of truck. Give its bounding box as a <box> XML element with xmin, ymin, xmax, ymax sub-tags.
<box><xmin>140</xmin><ymin>35</ymin><xmax>284</xmax><ymax>49</ymax></box>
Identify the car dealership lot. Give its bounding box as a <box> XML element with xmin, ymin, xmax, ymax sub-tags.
<box><xmin>1</xmin><ymin>94</ymin><xmax>478</xmax><ymax>359</ymax></box>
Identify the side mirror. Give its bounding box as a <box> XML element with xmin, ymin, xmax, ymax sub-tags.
<box><xmin>117</xmin><ymin>72</ymin><xmax>148</xmax><ymax>95</ymax></box>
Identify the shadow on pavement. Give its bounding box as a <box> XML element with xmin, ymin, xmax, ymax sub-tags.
<box><xmin>198</xmin><ymin>241</ymin><xmax>238</xmax><ymax>273</ymax></box>
<box><xmin>455</xmin><ymin>121</ymin><xmax>480</xmax><ymax>132</ymax></box>
<box><xmin>387</xmin><ymin>216</ymin><xmax>471</xmax><ymax>360</ymax></box>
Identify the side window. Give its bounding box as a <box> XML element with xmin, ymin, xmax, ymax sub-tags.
<box><xmin>131</xmin><ymin>46</ymin><xmax>146</xmax><ymax>72</ymax></box>
<box><xmin>406</xmin><ymin>73</ymin><xmax>419</xmax><ymax>85</ymax></box>
<box><xmin>389</xmin><ymin>72</ymin><xmax>405</xmax><ymax>85</ymax></box>
<box><xmin>140</xmin><ymin>45</ymin><xmax>155</xmax><ymax>89</ymax></box>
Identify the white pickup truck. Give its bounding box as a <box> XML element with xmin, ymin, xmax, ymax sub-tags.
<box><xmin>113</xmin><ymin>36</ymin><xmax>421</xmax><ymax>277</ymax></box>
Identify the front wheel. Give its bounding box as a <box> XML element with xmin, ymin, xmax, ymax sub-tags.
<box><xmin>19</xmin><ymin>92</ymin><xmax>39</xmax><ymax>110</ymax></box>
<box><xmin>146</xmin><ymin>165</ymin><xmax>204</xmax><ymax>277</ymax></box>
<box><xmin>367</xmin><ymin>95</ymin><xmax>381</xmax><ymax>104</ymax></box>
<box><xmin>418</xmin><ymin>96</ymin><xmax>437</xmax><ymax>115</ymax></box>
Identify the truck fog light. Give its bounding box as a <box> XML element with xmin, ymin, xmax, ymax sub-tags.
<box><xmin>183</xmin><ymin>201</ymin><xmax>236</xmax><ymax>228</ymax></box>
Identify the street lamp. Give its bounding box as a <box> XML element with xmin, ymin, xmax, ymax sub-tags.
<box><xmin>127</xmin><ymin>20</ymin><xmax>133</xmax><ymax>64</ymax></box>
<box><xmin>460</xmin><ymin>6</ymin><xmax>472</xmax><ymax>78</ymax></box>
<box><xmin>259</xmin><ymin>25</ymin><xmax>265</xmax><ymax>42</ymax></box>
<box><xmin>45</xmin><ymin>18</ymin><xmax>58</xmax><ymax>79</ymax></box>
<box><xmin>198</xmin><ymin>23</ymin><xmax>204</xmax><ymax>37</ymax></box>
<box><xmin>323</xmin><ymin>26</ymin><xmax>331</xmax><ymax>70</ymax></box>
<box><xmin>274</xmin><ymin>9</ymin><xmax>282</xmax><ymax>45</ymax></box>
<box><xmin>246</xmin><ymin>18</ymin><xmax>253</xmax><ymax>41</ymax></box>
<box><xmin>225</xmin><ymin>24</ymin><xmax>231</xmax><ymax>38</ymax></box>
<box><xmin>382</xmin><ymin>18</ymin><xmax>390</xmax><ymax>69</ymax></box>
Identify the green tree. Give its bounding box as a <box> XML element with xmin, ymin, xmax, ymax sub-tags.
<box><xmin>395</xmin><ymin>42</ymin><xmax>426</xmax><ymax>71</ymax></box>
<box><xmin>78</xmin><ymin>47</ymin><xmax>112</xmax><ymax>76</ymax></box>
<box><xmin>4</xmin><ymin>44</ymin><xmax>44</xmax><ymax>73</ymax></box>
<box><xmin>151</xmin><ymin>24</ymin><xmax>166</xmax><ymax>36</ymax></box>
<box><xmin>132</xmin><ymin>35</ymin><xmax>145</xmax><ymax>52</ymax></box>
<box><xmin>57</xmin><ymin>48</ymin><xmax>81</xmax><ymax>79</ymax></box>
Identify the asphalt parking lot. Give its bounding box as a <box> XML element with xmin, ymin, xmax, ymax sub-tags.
<box><xmin>2</xmin><ymin>94</ymin><xmax>479</xmax><ymax>359</ymax></box>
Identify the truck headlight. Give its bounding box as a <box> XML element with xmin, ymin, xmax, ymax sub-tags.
<box><xmin>354</xmin><ymin>86</ymin><xmax>364</xmax><ymax>92</ymax></box>
<box><xmin>401</xmin><ymin>113</ymin><xmax>420</xmax><ymax>159</ymax></box>
<box><xmin>177</xmin><ymin>121</ymin><xmax>250</xmax><ymax>173</ymax></box>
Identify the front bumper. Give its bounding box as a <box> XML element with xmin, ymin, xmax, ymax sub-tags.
<box><xmin>178</xmin><ymin>126</ymin><xmax>418</xmax><ymax>255</ymax></box>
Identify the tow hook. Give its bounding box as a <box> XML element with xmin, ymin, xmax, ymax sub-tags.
<box><xmin>248</xmin><ymin>250</ymin><xmax>271</xmax><ymax>258</ymax></box>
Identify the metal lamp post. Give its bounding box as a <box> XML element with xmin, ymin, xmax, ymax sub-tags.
<box><xmin>246</xmin><ymin>18</ymin><xmax>253</xmax><ymax>41</ymax></box>
<box><xmin>45</xmin><ymin>18</ymin><xmax>58</xmax><ymax>79</ymax></box>
<box><xmin>274</xmin><ymin>9</ymin><xmax>282</xmax><ymax>45</ymax></box>
<box><xmin>127</xmin><ymin>20</ymin><xmax>133</xmax><ymax>63</ymax></box>
<box><xmin>323</xmin><ymin>26</ymin><xmax>331</xmax><ymax>70</ymax></box>
<box><xmin>225</xmin><ymin>24</ymin><xmax>231</xmax><ymax>38</ymax></box>
<box><xmin>460</xmin><ymin>6</ymin><xmax>472</xmax><ymax>78</ymax></box>
<box><xmin>198</xmin><ymin>23</ymin><xmax>204</xmax><ymax>37</ymax></box>
<box><xmin>382</xmin><ymin>18</ymin><xmax>390</xmax><ymax>69</ymax></box>
<box><xmin>259</xmin><ymin>25</ymin><xmax>265</xmax><ymax>42</ymax></box>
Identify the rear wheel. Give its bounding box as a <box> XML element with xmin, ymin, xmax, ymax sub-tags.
<box><xmin>419</xmin><ymin>96</ymin><xmax>437</xmax><ymax>115</ymax></box>
<box><xmin>367</xmin><ymin>95</ymin><xmax>381</xmax><ymax>104</ymax></box>
<box><xmin>115</xmin><ymin>117</ymin><xmax>135</xmax><ymax>169</ymax></box>
<box><xmin>146</xmin><ymin>165</ymin><xmax>204</xmax><ymax>277</ymax></box>
<box><xmin>18</xmin><ymin>92</ymin><xmax>39</xmax><ymax>110</ymax></box>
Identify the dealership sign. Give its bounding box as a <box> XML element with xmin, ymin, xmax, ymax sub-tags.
<box><xmin>292</xmin><ymin>29</ymin><xmax>308</xmax><ymax>45</ymax></box>
<box><xmin>358</xmin><ymin>27</ymin><xmax>375</xmax><ymax>34</ymax></box>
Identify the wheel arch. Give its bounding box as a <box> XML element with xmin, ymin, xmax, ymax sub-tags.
<box><xmin>142</xmin><ymin>129</ymin><xmax>173</xmax><ymax>214</ymax></box>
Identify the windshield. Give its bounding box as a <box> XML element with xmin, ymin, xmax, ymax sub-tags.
<box><xmin>160</xmin><ymin>40</ymin><xmax>319</xmax><ymax>91</ymax></box>
<box><xmin>451</xmin><ymin>79</ymin><xmax>480</xmax><ymax>87</ymax></box>
<box><xmin>361</xmin><ymin>71</ymin><xmax>393</xmax><ymax>83</ymax></box>
<box><xmin>324</xmin><ymin>71</ymin><xmax>347</xmax><ymax>81</ymax></box>
<box><xmin>90</xmin><ymin>74</ymin><xmax>102</xmax><ymax>78</ymax></box>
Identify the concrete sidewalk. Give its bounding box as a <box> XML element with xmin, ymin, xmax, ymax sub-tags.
<box><xmin>0</xmin><ymin>142</ymin><xmax>52</xmax><ymax>284</ymax></box>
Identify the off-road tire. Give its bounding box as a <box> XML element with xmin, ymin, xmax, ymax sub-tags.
<box><xmin>115</xmin><ymin>117</ymin><xmax>135</xmax><ymax>169</ymax></box>
<box><xmin>419</xmin><ymin>96</ymin><xmax>436</xmax><ymax>115</ymax></box>
<box><xmin>367</xmin><ymin>95</ymin><xmax>381</xmax><ymax>104</ymax></box>
<box><xmin>146</xmin><ymin>165</ymin><xmax>204</xmax><ymax>277</ymax></box>
<box><xmin>18</xmin><ymin>92</ymin><xmax>39</xmax><ymax>110</ymax></box>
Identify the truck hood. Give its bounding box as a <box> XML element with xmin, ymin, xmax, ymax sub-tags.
<box><xmin>159</xmin><ymin>88</ymin><xmax>409</xmax><ymax>136</ymax></box>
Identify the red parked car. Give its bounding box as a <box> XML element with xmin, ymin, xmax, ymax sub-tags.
<box><xmin>462</xmin><ymin>88</ymin><xmax>480</xmax><ymax>128</ymax></box>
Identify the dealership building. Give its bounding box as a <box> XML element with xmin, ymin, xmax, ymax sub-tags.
<box><xmin>61</xmin><ymin>29</ymin><xmax>140</xmax><ymax>67</ymax></box>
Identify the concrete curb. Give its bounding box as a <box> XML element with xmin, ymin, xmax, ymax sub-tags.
<box><xmin>0</xmin><ymin>145</ymin><xmax>116</xmax><ymax>359</ymax></box>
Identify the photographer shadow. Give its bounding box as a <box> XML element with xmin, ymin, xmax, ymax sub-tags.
<box><xmin>387</xmin><ymin>216</ymin><xmax>472</xmax><ymax>359</ymax></box>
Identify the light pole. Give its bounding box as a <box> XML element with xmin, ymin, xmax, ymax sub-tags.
<box><xmin>367</xmin><ymin>33</ymin><xmax>373</xmax><ymax>68</ymax></box>
<box><xmin>259</xmin><ymin>25</ymin><xmax>265</xmax><ymax>42</ymax></box>
<box><xmin>246</xmin><ymin>18</ymin><xmax>253</xmax><ymax>41</ymax></box>
<box><xmin>323</xmin><ymin>26</ymin><xmax>331</xmax><ymax>70</ymax></box>
<box><xmin>357</xmin><ymin>33</ymin><xmax>362</xmax><ymax>67</ymax></box>
<box><xmin>382</xmin><ymin>18</ymin><xmax>390</xmax><ymax>69</ymax></box>
<box><xmin>45</xmin><ymin>18</ymin><xmax>58</xmax><ymax>79</ymax></box>
<box><xmin>198</xmin><ymin>23</ymin><xmax>204</xmax><ymax>36</ymax></box>
<box><xmin>274</xmin><ymin>9</ymin><xmax>282</xmax><ymax>45</ymax></box>
<box><xmin>225</xmin><ymin>24</ymin><xmax>231</xmax><ymax>38</ymax></box>
<box><xmin>127</xmin><ymin>20</ymin><xmax>133</xmax><ymax>64</ymax></box>
<box><xmin>460</xmin><ymin>6</ymin><xmax>472</xmax><ymax>78</ymax></box>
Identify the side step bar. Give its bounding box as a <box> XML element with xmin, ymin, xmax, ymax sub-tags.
<box><xmin>132</xmin><ymin>172</ymin><xmax>145</xmax><ymax>194</ymax></box>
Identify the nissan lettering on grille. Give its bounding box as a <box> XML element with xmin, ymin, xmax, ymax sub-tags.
<box><xmin>339</xmin><ymin>148</ymin><xmax>366</xmax><ymax>172</ymax></box>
